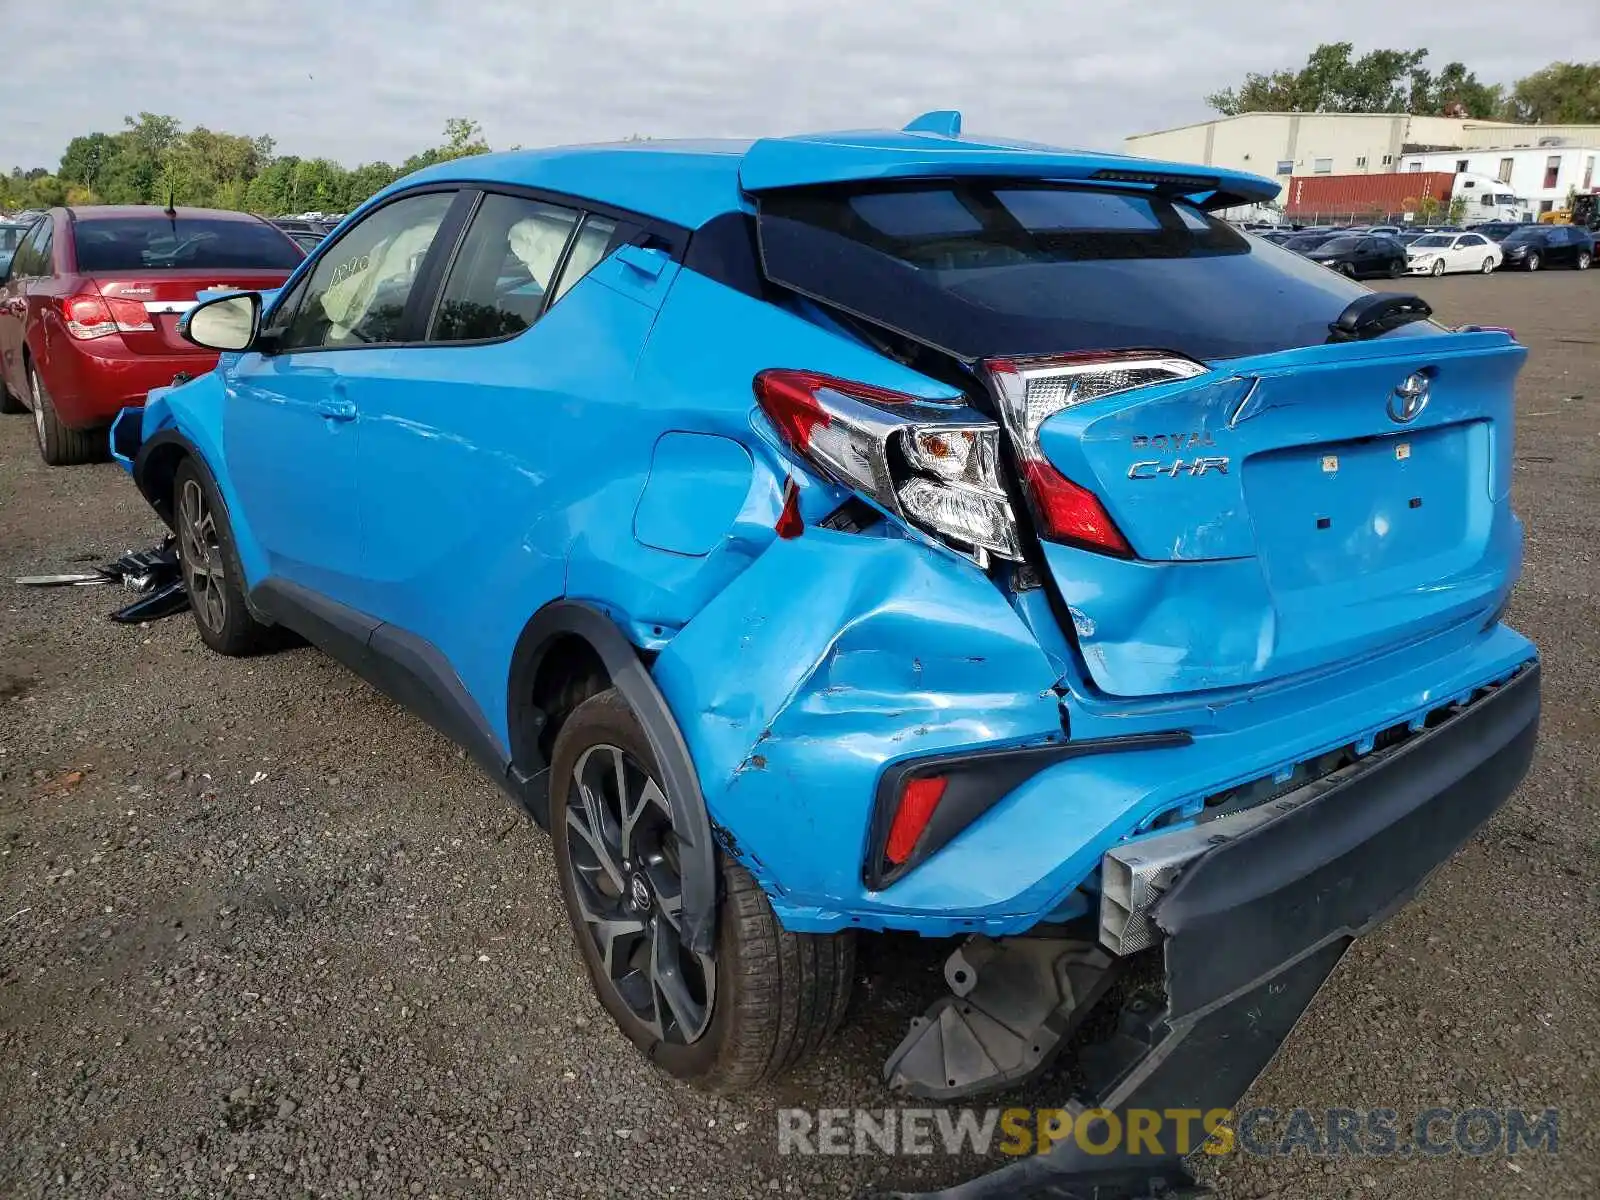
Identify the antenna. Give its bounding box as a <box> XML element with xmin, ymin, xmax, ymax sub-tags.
<box><xmin>164</xmin><ymin>183</ymin><xmax>177</xmax><ymax>219</ymax></box>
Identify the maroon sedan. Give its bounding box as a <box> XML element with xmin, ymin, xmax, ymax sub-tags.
<box><xmin>0</xmin><ymin>206</ymin><xmax>304</xmax><ymax>465</ymax></box>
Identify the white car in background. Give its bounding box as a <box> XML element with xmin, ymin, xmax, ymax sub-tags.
<box><xmin>1406</xmin><ymin>231</ymin><xmax>1503</xmax><ymax>276</ymax></box>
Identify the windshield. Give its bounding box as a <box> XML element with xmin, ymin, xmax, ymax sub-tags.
<box><xmin>756</xmin><ymin>183</ymin><xmax>1407</xmax><ymax>361</ymax></box>
<box><xmin>73</xmin><ymin>216</ymin><xmax>303</xmax><ymax>272</ymax></box>
<box><xmin>1412</xmin><ymin>235</ymin><xmax>1452</xmax><ymax>248</ymax></box>
<box><xmin>0</xmin><ymin>223</ymin><xmax>28</xmax><ymax>252</ymax></box>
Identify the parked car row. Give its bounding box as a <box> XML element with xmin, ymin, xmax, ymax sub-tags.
<box><xmin>0</xmin><ymin>206</ymin><xmax>305</xmax><ymax>463</ymax></box>
<box><xmin>1246</xmin><ymin>220</ymin><xmax>1594</xmax><ymax>279</ymax></box>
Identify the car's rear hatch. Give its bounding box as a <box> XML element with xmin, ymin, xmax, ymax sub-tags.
<box><xmin>71</xmin><ymin>211</ymin><xmax>302</xmax><ymax>356</ymax></box>
<box><xmin>95</xmin><ymin>271</ymin><xmax>294</xmax><ymax>355</ymax></box>
<box><xmin>748</xmin><ymin>154</ymin><xmax>1526</xmax><ymax>699</ymax></box>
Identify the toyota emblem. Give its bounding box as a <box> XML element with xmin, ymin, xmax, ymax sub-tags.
<box><xmin>1388</xmin><ymin>373</ymin><xmax>1431</xmax><ymax>424</ymax></box>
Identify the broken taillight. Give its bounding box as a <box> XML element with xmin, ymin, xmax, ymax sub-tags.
<box><xmin>985</xmin><ymin>352</ymin><xmax>1206</xmax><ymax>557</ymax></box>
<box><xmin>754</xmin><ymin>370</ymin><xmax>1022</xmax><ymax>566</ymax></box>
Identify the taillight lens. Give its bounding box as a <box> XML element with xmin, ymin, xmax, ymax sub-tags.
<box><xmin>62</xmin><ymin>292</ymin><xmax>153</xmax><ymax>340</ymax></box>
<box><xmin>754</xmin><ymin>370</ymin><xmax>1022</xmax><ymax>566</ymax></box>
<box><xmin>985</xmin><ymin>352</ymin><xmax>1206</xmax><ymax>556</ymax></box>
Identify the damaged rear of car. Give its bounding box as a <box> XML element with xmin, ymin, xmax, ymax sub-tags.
<box><xmin>112</xmin><ymin>117</ymin><xmax>1538</xmax><ymax>1197</ymax></box>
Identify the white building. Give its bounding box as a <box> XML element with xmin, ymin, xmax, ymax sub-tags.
<box><xmin>1399</xmin><ymin>145</ymin><xmax>1600</xmax><ymax>216</ymax></box>
<box><xmin>1125</xmin><ymin>113</ymin><xmax>1600</xmax><ymax>208</ymax></box>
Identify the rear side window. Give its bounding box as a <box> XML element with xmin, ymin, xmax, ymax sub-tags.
<box><xmin>431</xmin><ymin>194</ymin><xmax>581</xmax><ymax>342</ymax></box>
<box><xmin>550</xmin><ymin>214</ymin><xmax>618</xmax><ymax>303</ymax></box>
<box><xmin>72</xmin><ymin>217</ymin><xmax>302</xmax><ymax>272</ymax></box>
<box><xmin>758</xmin><ymin>183</ymin><xmax>1389</xmax><ymax>361</ymax></box>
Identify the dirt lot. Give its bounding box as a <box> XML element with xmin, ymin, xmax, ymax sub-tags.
<box><xmin>1</xmin><ymin>271</ymin><xmax>1596</xmax><ymax>1199</ymax></box>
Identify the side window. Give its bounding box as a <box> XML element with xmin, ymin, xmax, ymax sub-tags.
<box><xmin>13</xmin><ymin>221</ymin><xmax>48</xmax><ymax>277</ymax></box>
<box><xmin>279</xmin><ymin>191</ymin><xmax>454</xmax><ymax>351</ymax></box>
<box><xmin>431</xmin><ymin>194</ymin><xmax>580</xmax><ymax>342</ymax></box>
<box><xmin>550</xmin><ymin>214</ymin><xmax>618</xmax><ymax>303</ymax></box>
<box><xmin>34</xmin><ymin>223</ymin><xmax>54</xmax><ymax>274</ymax></box>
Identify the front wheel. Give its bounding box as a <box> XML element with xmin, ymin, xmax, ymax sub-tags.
<box><xmin>1482</xmin><ymin>257</ymin><xmax>1496</xmax><ymax>274</ymax></box>
<box><xmin>551</xmin><ymin>689</ymin><xmax>855</xmax><ymax>1093</ymax></box>
<box><xmin>1577</xmin><ymin>250</ymin><xmax>1593</xmax><ymax>270</ymax></box>
<box><xmin>1526</xmin><ymin>252</ymin><xmax>1541</xmax><ymax>272</ymax></box>
<box><xmin>173</xmin><ymin>459</ymin><xmax>279</xmax><ymax>656</ymax></box>
<box><xmin>1431</xmin><ymin>258</ymin><xmax>1446</xmax><ymax>277</ymax></box>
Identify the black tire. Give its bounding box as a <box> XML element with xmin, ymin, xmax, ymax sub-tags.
<box><xmin>28</xmin><ymin>364</ymin><xmax>101</xmax><ymax>466</ymax></box>
<box><xmin>551</xmin><ymin>689</ymin><xmax>855</xmax><ymax>1092</ymax></box>
<box><xmin>1482</xmin><ymin>257</ymin><xmax>1496</xmax><ymax>274</ymax></box>
<box><xmin>1526</xmin><ymin>252</ymin><xmax>1541</xmax><ymax>272</ymax></box>
<box><xmin>1430</xmin><ymin>258</ymin><xmax>1446</xmax><ymax>277</ymax></box>
<box><xmin>1577</xmin><ymin>250</ymin><xmax>1593</xmax><ymax>271</ymax></box>
<box><xmin>1388</xmin><ymin>259</ymin><xmax>1403</xmax><ymax>278</ymax></box>
<box><xmin>172</xmin><ymin>458</ymin><xmax>279</xmax><ymax>656</ymax></box>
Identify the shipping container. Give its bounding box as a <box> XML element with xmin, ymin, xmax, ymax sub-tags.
<box><xmin>1285</xmin><ymin>172</ymin><xmax>1456</xmax><ymax>219</ymax></box>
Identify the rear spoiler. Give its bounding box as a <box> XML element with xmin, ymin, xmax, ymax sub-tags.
<box><xmin>737</xmin><ymin>115</ymin><xmax>1281</xmax><ymax>212</ymax></box>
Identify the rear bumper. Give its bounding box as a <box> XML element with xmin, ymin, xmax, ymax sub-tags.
<box><xmin>44</xmin><ymin>338</ymin><xmax>216</xmax><ymax>428</ymax></box>
<box><xmin>906</xmin><ymin>661</ymin><xmax>1540</xmax><ymax>1198</ymax></box>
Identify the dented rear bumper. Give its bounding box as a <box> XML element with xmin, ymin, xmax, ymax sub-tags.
<box><xmin>899</xmin><ymin>661</ymin><xmax>1539</xmax><ymax>1198</ymax></box>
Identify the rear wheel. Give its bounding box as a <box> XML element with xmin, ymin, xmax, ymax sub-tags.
<box><xmin>1526</xmin><ymin>252</ymin><xmax>1542</xmax><ymax>272</ymax></box>
<box><xmin>173</xmin><ymin>459</ymin><xmax>279</xmax><ymax>656</ymax></box>
<box><xmin>551</xmin><ymin>689</ymin><xmax>855</xmax><ymax>1092</ymax></box>
<box><xmin>1578</xmin><ymin>250</ymin><xmax>1593</xmax><ymax>271</ymax></box>
<box><xmin>28</xmin><ymin>365</ymin><xmax>101</xmax><ymax>466</ymax></box>
<box><xmin>1388</xmin><ymin>259</ymin><xmax>1403</xmax><ymax>278</ymax></box>
<box><xmin>1430</xmin><ymin>258</ymin><xmax>1446</xmax><ymax>277</ymax></box>
<box><xmin>1482</xmin><ymin>257</ymin><xmax>1496</xmax><ymax>274</ymax></box>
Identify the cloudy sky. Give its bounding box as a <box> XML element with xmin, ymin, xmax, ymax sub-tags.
<box><xmin>0</xmin><ymin>0</ymin><xmax>1590</xmax><ymax>171</ymax></box>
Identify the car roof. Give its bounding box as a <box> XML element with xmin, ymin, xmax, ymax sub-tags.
<box><xmin>381</xmin><ymin>117</ymin><xmax>1281</xmax><ymax>232</ymax></box>
<box><xmin>68</xmin><ymin>205</ymin><xmax>269</xmax><ymax>224</ymax></box>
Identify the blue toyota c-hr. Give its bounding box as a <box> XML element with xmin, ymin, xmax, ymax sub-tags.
<box><xmin>114</xmin><ymin>114</ymin><xmax>1539</xmax><ymax>1115</ymax></box>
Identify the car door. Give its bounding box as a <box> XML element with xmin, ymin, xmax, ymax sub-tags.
<box><xmin>350</xmin><ymin>189</ymin><xmax>671</xmax><ymax>718</ymax></box>
<box><xmin>1353</xmin><ymin>237</ymin><xmax>1379</xmax><ymax>276</ymax></box>
<box><xmin>1548</xmin><ymin>227</ymin><xmax>1574</xmax><ymax>266</ymax></box>
<box><xmin>0</xmin><ymin>219</ymin><xmax>46</xmax><ymax>396</ymax></box>
<box><xmin>220</xmin><ymin>188</ymin><xmax>461</xmax><ymax>604</ymax></box>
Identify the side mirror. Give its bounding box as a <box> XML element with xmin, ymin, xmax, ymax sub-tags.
<box><xmin>181</xmin><ymin>292</ymin><xmax>261</xmax><ymax>352</ymax></box>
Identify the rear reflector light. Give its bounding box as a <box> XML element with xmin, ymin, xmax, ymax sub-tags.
<box><xmin>754</xmin><ymin>370</ymin><xmax>1022</xmax><ymax>566</ymax></box>
<box><xmin>985</xmin><ymin>352</ymin><xmax>1206</xmax><ymax>557</ymax></box>
<box><xmin>885</xmin><ymin>776</ymin><xmax>947</xmax><ymax>865</ymax></box>
<box><xmin>62</xmin><ymin>292</ymin><xmax>153</xmax><ymax>340</ymax></box>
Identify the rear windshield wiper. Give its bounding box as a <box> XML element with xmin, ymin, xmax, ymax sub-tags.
<box><xmin>1326</xmin><ymin>293</ymin><xmax>1432</xmax><ymax>343</ymax></box>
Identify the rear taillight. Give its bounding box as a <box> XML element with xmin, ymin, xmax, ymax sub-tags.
<box><xmin>985</xmin><ymin>352</ymin><xmax>1206</xmax><ymax>556</ymax></box>
<box><xmin>754</xmin><ymin>370</ymin><xmax>1021</xmax><ymax>566</ymax></box>
<box><xmin>62</xmin><ymin>291</ymin><xmax>153</xmax><ymax>340</ymax></box>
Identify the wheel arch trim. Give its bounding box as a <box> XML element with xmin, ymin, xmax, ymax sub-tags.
<box><xmin>509</xmin><ymin>599</ymin><xmax>718</xmax><ymax>956</ymax></box>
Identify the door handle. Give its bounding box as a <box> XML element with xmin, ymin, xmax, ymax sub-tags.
<box><xmin>316</xmin><ymin>393</ymin><xmax>357</xmax><ymax>421</ymax></box>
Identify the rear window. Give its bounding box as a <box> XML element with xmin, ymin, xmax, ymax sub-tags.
<box><xmin>757</xmin><ymin>183</ymin><xmax>1391</xmax><ymax>360</ymax></box>
<box><xmin>73</xmin><ymin>216</ymin><xmax>303</xmax><ymax>272</ymax></box>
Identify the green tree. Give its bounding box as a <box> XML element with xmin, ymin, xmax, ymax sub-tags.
<box><xmin>1407</xmin><ymin>61</ymin><xmax>1504</xmax><ymax>118</ymax></box>
<box><xmin>1504</xmin><ymin>62</ymin><xmax>1600</xmax><ymax>123</ymax></box>
<box><xmin>58</xmin><ymin>132</ymin><xmax>118</xmax><ymax>190</ymax></box>
<box><xmin>1208</xmin><ymin>43</ymin><xmax>1426</xmax><ymax>114</ymax></box>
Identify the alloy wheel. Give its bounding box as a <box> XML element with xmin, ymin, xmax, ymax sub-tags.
<box><xmin>1431</xmin><ymin>259</ymin><xmax>1445</xmax><ymax>276</ymax></box>
<box><xmin>1483</xmin><ymin>258</ymin><xmax>1495</xmax><ymax>274</ymax></box>
<box><xmin>1579</xmin><ymin>252</ymin><xmax>1592</xmax><ymax>271</ymax></box>
<box><xmin>1527</xmin><ymin>253</ymin><xmax>1541</xmax><ymax>272</ymax></box>
<box><xmin>564</xmin><ymin>743</ymin><xmax>715</xmax><ymax>1044</ymax></box>
<box><xmin>178</xmin><ymin>478</ymin><xmax>227</xmax><ymax>634</ymax></box>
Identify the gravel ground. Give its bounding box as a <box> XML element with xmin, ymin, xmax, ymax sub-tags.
<box><xmin>1</xmin><ymin>270</ymin><xmax>1596</xmax><ymax>1199</ymax></box>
